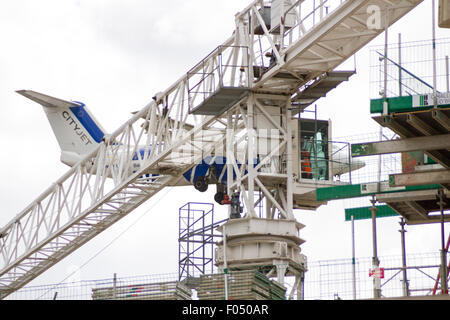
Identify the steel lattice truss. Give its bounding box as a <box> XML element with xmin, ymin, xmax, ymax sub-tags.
<box><xmin>0</xmin><ymin>0</ymin><xmax>423</xmax><ymax>298</ymax></box>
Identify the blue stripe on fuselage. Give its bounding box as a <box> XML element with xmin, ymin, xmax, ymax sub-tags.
<box><xmin>69</xmin><ymin>102</ymin><xmax>104</xmax><ymax>143</ymax></box>
<box><xmin>182</xmin><ymin>157</ymin><xmax>257</xmax><ymax>184</ymax></box>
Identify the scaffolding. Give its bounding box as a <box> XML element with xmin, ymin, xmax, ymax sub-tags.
<box><xmin>353</xmin><ymin>36</ymin><xmax>450</xmax><ymax>297</ymax></box>
<box><xmin>178</xmin><ymin>202</ymin><xmax>225</xmax><ymax>280</ymax></box>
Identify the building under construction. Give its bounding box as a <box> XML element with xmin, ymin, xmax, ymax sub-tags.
<box><xmin>1</xmin><ymin>0</ymin><xmax>450</xmax><ymax>301</ymax></box>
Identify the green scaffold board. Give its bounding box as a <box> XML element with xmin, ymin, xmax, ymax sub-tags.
<box><xmin>370</xmin><ymin>94</ymin><xmax>450</xmax><ymax>114</ymax></box>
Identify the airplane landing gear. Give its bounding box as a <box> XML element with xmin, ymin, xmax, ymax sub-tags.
<box><xmin>194</xmin><ymin>176</ymin><xmax>208</xmax><ymax>192</ymax></box>
<box><xmin>214</xmin><ymin>183</ymin><xmax>229</xmax><ymax>205</ymax></box>
<box><xmin>214</xmin><ymin>192</ymin><xmax>225</xmax><ymax>204</ymax></box>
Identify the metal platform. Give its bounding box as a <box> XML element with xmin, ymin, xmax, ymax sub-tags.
<box><xmin>315</xmin><ymin>181</ymin><xmax>450</xmax><ymax>225</ymax></box>
<box><xmin>189</xmin><ymin>86</ymin><xmax>250</xmax><ymax>116</ymax></box>
<box><xmin>371</xmin><ymin>106</ymin><xmax>450</xmax><ymax>224</ymax></box>
<box><xmin>291</xmin><ymin>71</ymin><xmax>355</xmax><ymax>113</ymax></box>
<box><xmin>373</xmin><ymin>108</ymin><xmax>450</xmax><ymax>169</ymax></box>
<box><xmin>376</xmin><ymin>189</ymin><xmax>450</xmax><ymax>225</ymax></box>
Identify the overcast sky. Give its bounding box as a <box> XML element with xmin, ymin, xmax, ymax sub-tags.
<box><xmin>0</xmin><ymin>0</ymin><xmax>449</xmax><ymax>290</ymax></box>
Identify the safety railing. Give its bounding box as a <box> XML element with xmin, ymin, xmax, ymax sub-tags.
<box><xmin>187</xmin><ymin>45</ymin><xmax>250</xmax><ymax>113</ymax></box>
<box><xmin>370</xmin><ymin>38</ymin><xmax>450</xmax><ymax>99</ymax></box>
<box><xmin>252</xmin><ymin>0</ymin><xmax>348</xmax><ymax>71</ymax></box>
<box><xmin>334</xmin><ymin>130</ymin><xmax>403</xmax><ymax>186</ymax></box>
<box><xmin>281</xmin><ymin>0</ymin><xmax>347</xmax><ymax>47</ymax></box>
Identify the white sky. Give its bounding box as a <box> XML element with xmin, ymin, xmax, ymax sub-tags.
<box><xmin>0</xmin><ymin>0</ymin><xmax>449</xmax><ymax>288</ymax></box>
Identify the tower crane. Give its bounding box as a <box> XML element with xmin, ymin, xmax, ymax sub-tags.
<box><xmin>0</xmin><ymin>0</ymin><xmax>423</xmax><ymax>299</ymax></box>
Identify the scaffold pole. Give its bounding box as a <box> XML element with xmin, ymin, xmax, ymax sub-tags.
<box><xmin>370</xmin><ymin>196</ymin><xmax>381</xmax><ymax>299</ymax></box>
<box><xmin>399</xmin><ymin>218</ymin><xmax>410</xmax><ymax>297</ymax></box>
<box><xmin>438</xmin><ymin>189</ymin><xmax>449</xmax><ymax>294</ymax></box>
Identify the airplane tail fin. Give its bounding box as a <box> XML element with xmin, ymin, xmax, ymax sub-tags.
<box><xmin>17</xmin><ymin>90</ymin><xmax>106</xmax><ymax>166</ymax></box>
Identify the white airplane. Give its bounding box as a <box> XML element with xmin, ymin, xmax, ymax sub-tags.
<box><xmin>17</xmin><ymin>90</ymin><xmax>364</xmax><ymax>204</ymax></box>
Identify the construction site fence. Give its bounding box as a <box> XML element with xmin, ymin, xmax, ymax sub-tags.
<box><xmin>5</xmin><ymin>251</ymin><xmax>446</xmax><ymax>300</ymax></box>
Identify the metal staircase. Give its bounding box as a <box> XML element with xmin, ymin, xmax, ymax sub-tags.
<box><xmin>0</xmin><ymin>0</ymin><xmax>423</xmax><ymax>299</ymax></box>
